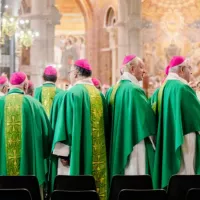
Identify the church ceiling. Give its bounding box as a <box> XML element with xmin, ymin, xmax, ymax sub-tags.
<box><xmin>55</xmin><ymin>0</ymin><xmax>82</xmax><ymax>13</ymax></box>
<box><xmin>55</xmin><ymin>0</ymin><xmax>85</xmax><ymax>34</ymax></box>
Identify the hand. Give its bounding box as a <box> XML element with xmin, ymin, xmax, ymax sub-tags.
<box><xmin>60</xmin><ymin>159</ymin><xmax>69</xmax><ymax>166</ymax></box>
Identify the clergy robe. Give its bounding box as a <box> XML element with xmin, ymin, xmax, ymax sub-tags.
<box><xmin>50</xmin><ymin>90</ymin><xmax>70</xmax><ymax>176</ymax></box>
<box><xmin>50</xmin><ymin>79</ymin><xmax>108</xmax><ymax>200</ymax></box>
<box><xmin>150</xmin><ymin>72</ymin><xmax>200</xmax><ymax>189</ymax></box>
<box><xmin>0</xmin><ymin>88</ymin><xmax>53</xmax><ymax>186</ymax></box>
<box><xmin>34</xmin><ymin>82</ymin><xmax>63</xmax><ymax>117</ymax></box>
<box><xmin>50</xmin><ymin>91</ymin><xmax>67</xmax><ymax>130</ymax></box>
<box><xmin>106</xmin><ymin>72</ymin><xmax>156</xmax><ymax>180</ymax></box>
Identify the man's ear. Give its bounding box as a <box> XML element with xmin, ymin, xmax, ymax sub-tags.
<box><xmin>74</xmin><ymin>71</ymin><xmax>78</xmax><ymax>78</ymax></box>
<box><xmin>2</xmin><ymin>86</ymin><xmax>5</xmax><ymax>93</ymax></box>
<box><xmin>131</xmin><ymin>65</ymin><xmax>135</xmax><ymax>73</ymax></box>
<box><xmin>181</xmin><ymin>66</ymin><xmax>185</xmax><ymax>72</ymax></box>
<box><xmin>24</xmin><ymin>82</ymin><xmax>28</xmax><ymax>91</ymax></box>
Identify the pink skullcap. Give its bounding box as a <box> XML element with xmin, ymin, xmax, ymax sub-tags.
<box><xmin>10</xmin><ymin>72</ymin><xmax>27</xmax><ymax>85</ymax></box>
<box><xmin>44</xmin><ymin>66</ymin><xmax>57</xmax><ymax>76</ymax></box>
<box><xmin>28</xmin><ymin>80</ymin><xmax>34</xmax><ymax>89</ymax></box>
<box><xmin>75</xmin><ymin>59</ymin><xmax>92</xmax><ymax>71</ymax></box>
<box><xmin>123</xmin><ymin>54</ymin><xmax>136</xmax><ymax>65</ymax></box>
<box><xmin>0</xmin><ymin>76</ymin><xmax>8</xmax><ymax>85</ymax></box>
<box><xmin>165</xmin><ymin>56</ymin><xmax>185</xmax><ymax>75</ymax></box>
<box><xmin>92</xmin><ymin>78</ymin><xmax>101</xmax><ymax>86</ymax></box>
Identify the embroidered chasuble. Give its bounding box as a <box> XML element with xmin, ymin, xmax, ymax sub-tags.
<box><xmin>5</xmin><ymin>94</ymin><xmax>23</xmax><ymax>175</ymax></box>
<box><xmin>106</xmin><ymin>79</ymin><xmax>156</xmax><ymax>180</ymax></box>
<box><xmin>50</xmin><ymin>91</ymin><xmax>66</xmax><ymax>130</ymax></box>
<box><xmin>0</xmin><ymin>88</ymin><xmax>53</xmax><ymax>185</ymax></box>
<box><xmin>34</xmin><ymin>83</ymin><xmax>63</xmax><ymax>117</ymax></box>
<box><xmin>50</xmin><ymin>84</ymin><xmax>108</xmax><ymax>200</ymax></box>
<box><xmin>150</xmin><ymin>78</ymin><xmax>200</xmax><ymax>189</ymax></box>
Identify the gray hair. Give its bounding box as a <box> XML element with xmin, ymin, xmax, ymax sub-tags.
<box><xmin>168</xmin><ymin>59</ymin><xmax>189</xmax><ymax>74</ymax></box>
<box><xmin>123</xmin><ymin>57</ymin><xmax>143</xmax><ymax>72</ymax></box>
<box><xmin>0</xmin><ymin>81</ymin><xmax>9</xmax><ymax>91</ymax></box>
<box><xmin>10</xmin><ymin>78</ymin><xmax>28</xmax><ymax>90</ymax></box>
<box><xmin>169</xmin><ymin>65</ymin><xmax>180</xmax><ymax>73</ymax></box>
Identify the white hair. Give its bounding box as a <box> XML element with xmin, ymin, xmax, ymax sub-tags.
<box><xmin>0</xmin><ymin>81</ymin><xmax>9</xmax><ymax>91</ymax></box>
<box><xmin>10</xmin><ymin>78</ymin><xmax>28</xmax><ymax>90</ymax></box>
<box><xmin>123</xmin><ymin>56</ymin><xmax>143</xmax><ymax>72</ymax></box>
<box><xmin>169</xmin><ymin>58</ymin><xmax>190</xmax><ymax>74</ymax></box>
<box><xmin>169</xmin><ymin>65</ymin><xmax>180</xmax><ymax>73</ymax></box>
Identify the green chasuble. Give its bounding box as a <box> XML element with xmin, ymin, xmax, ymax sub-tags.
<box><xmin>50</xmin><ymin>91</ymin><xmax>67</xmax><ymax>130</ymax></box>
<box><xmin>106</xmin><ymin>80</ymin><xmax>156</xmax><ymax>180</ymax></box>
<box><xmin>150</xmin><ymin>80</ymin><xmax>200</xmax><ymax>189</ymax></box>
<box><xmin>0</xmin><ymin>88</ymin><xmax>53</xmax><ymax>185</ymax></box>
<box><xmin>149</xmin><ymin>88</ymin><xmax>159</xmax><ymax>105</ymax></box>
<box><xmin>34</xmin><ymin>83</ymin><xmax>63</xmax><ymax>117</ymax></box>
<box><xmin>50</xmin><ymin>84</ymin><xmax>108</xmax><ymax>200</ymax></box>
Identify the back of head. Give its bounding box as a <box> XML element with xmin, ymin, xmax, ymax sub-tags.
<box><xmin>10</xmin><ymin>72</ymin><xmax>28</xmax><ymax>91</ymax></box>
<box><xmin>92</xmin><ymin>78</ymin><xmax>101</xmax><ymax>90</ymax></box>
<box><xmin>0</xmin><ymin>76</ymin><xmax>9</xmax><ymax>93</ymax></box>
<box><xmin>74</xmin><ymin>59</ymin><xmax>92</xmax><ymax>78</ymax></box>
<box><xmin>27</xmin><ymin>80</ymin><xmax>34</xmax><ymax>96</ymax></box>
<box><xmin>43</xmin><ymin>66</ymin><xmax>57</xmax><ymax>83</ymax></box>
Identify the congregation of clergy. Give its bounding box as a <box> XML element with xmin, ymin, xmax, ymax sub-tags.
<box><xmin>0</xmin><ymin>55</ymin><xmax>199</xmax><ymax>200</ymax></box>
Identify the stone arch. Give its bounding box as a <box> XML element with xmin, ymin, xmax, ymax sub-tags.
<box><xmin>74</xmin><ymin>0</ymin><xmax>93</xmax><ymax>62</ymax></box>
<box><xmin>104</xmin><ymin>6</ymin><xmax>116</xmax><ymax>27</ymax></box>
<box><xmin>74</xmin><ymin>0</ymin><xmax>93</xmax><ymax>30</ymax></box>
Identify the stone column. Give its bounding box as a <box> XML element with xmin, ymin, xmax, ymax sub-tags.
<box><xmin>29</xmin><ymin>0</ymin><xmax>47</xmax><ymax>86</ymax></box>
<box><xmin>117</xmin><ymin>0</ymin><xmax>142</xmax><ymax>66</ymax></box>
<box><xmin>117</xmin><ymin>0</ymin><xmax>128</xmax><ymax>71</ymax></box>
<box><xmin>107</xmin><ymin>27</ymin><xmax>117</xmax><ymax>84</ymax></box>
<box><xmin>28</xmin><ymin>0</ymin><xmax>61</xmax><ymax>87</ymax></box>
<box><xmin>5</xmin><ymin>0</ymin><xmax>20</xmax><ymax>74</ymax></box>
<box><xmin>126</xmin><ymin>0</ymin><xmax>142</xmax><ymax>57</ymax></box>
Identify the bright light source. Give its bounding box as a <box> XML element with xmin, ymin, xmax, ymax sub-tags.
<box><xmin>19</xmin><ymin>20</ymin><xmax>25</xmax><ymax>24</ymax></box>
<box><xmin>35</xmin><ymin>32</ymin><xmax>39</xmax><ymax>37</ymax></box>
<box><xmin>9</xmin><ymin>18</ymin><xmax>14</xmax><ymax>22</ymax></box>
<box><xmin>15</xmin><ymin>32</ymin><xmax>20</xmax><ymax>37</ymax></box>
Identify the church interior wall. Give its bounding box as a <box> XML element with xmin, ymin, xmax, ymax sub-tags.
<box><xmin>87</xmin><ymin>0</ymin><xmax>117</xmax><ymax>85</ymax></box>
<box><xmin>142</xmin><ymin>0</ymin><xmax>200</xmax><ymax>83</ymax></box>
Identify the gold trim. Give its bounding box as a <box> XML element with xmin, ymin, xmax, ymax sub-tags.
<box><xmin>5</xmin><ymin>94</ymin><xmax>23</xmax><ymax>175</ymax></box>
<box><xmin>84</xmin><ymin>85</ymin><xmax>108</xmax><ymax>200</ymax></box>
<box><xmin>42</xmin><ymin>87</ymin><xmax>56</xmax><ymax>117</ymax></box>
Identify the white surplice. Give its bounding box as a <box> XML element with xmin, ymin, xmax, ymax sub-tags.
<box><xmin>0</xmin><ymin>92</ymin><xmax>5</xmax><ymax>96</ymax></box>
<box><xmin>167</xmin><ymin>73</ymin><xmax>196</xmax><ymax>175</ymax></box>
<box><xmin>119</xmin><ymin>72</ymin><xmax>155</xmax><ymax>175</ymax></box>
<box><xmin>53</xmin><ymin>78</ymin><xmax>94</xmax><ymax>175</ymax></box>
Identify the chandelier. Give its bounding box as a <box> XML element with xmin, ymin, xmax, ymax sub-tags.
<box><xmin>0</xmin><ymin>5</ymin><xmax>39</xmax><ymax>48</ymax></box>
<box><xmin>1</xmin><ymin>6</ymin><xmax>18</xmax><ymax>39</ymax></box>
<box><xmin>16</xmin><ymin>19</ymin><xmax>39</xmax><ymax>49</ymax></box>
